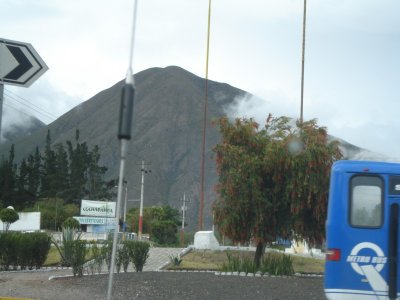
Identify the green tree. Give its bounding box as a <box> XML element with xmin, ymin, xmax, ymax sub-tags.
<box><xmin>213</xmin><ymin>115</ymin><xmax>342</xmax><ymax>266</ymax></box>
<box><xmin>41</xmin><ymin>130</ymin><xmax>58</xmax><ymax>197</ymax></box>
<box><xmin>26</xmin><ymin>147</ymin><xmax>41</xmax><ymax>197</ymax></box>
<box><xmin>0</xmin><ymin>145</ymin><xmax>18</xmax><ymax>207</ymax></box>
<box><xmin>86</xmin><ymin>145</ymin><xmax>108</xmax><ymax>199</ymax></box>
<box><xmin>127</xmin><ymin>206</ymin><xmax>180</xmax><ymax>245</ymax></box>
<box><xmin>0</xmin><ymin>207</ymin><xmax>19</xmax><ymax>231</ymax></box>
<box><xmin>54</xmin><ymin>144</ymin><xmax>70</xmax><ymax>194</ymax></box>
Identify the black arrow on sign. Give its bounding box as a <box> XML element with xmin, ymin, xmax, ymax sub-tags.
<box><xmin>4</xmin><ymin>45</ymin><xmax>33</xmax><ymax>80</ymax></box>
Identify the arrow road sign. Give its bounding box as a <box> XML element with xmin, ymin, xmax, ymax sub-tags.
<box><xmin>0</xmin><ymin>38</ymin><xmax>48</xmax><ymax>87</ymax></box>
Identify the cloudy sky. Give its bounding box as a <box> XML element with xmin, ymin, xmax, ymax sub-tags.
<box><xmin>1</xmin><ymin>0</ymin><xmax>400</xmax><ymax>158</ymax></box>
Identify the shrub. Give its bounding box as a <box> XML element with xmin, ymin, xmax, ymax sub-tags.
<box><xmin>220</xmin><ymin>251</ymin><xmax>293</xmax><ymax>276</ymax></box>
<box><xmin>169</xmin><ymin>254</ymin><xmax>182</xmax><ymax>266</ymax></box>
<box><xmin>120</xmin><ymin>242</ymin><xmax>131</xmax><ymax>272</ymax></box>
<box><xmin>56</xmin><ymin>227</ymin><xmax>82</xmax><ymax>266</ymax></box>
<box><xmin>0</xmin><ymin>232</ymin><xmax>19</xmax><ymax>270</ymax></box>
<box><xmin>62</xmin><ymin>217</ymin><xmax>80</xmax><ymax>230</ymax></box>
<box><xmin>0</xmin><ymin>231</ymin><xmax>50</xmax><ymax>271</ymax></box>
<box><xmin>32</xmin><ymin>232</ymin><xmax>51</xmax><ymax>269</ymax></box>
<box><xmin>126</xmin><ymin>240</ymin><xmax>150</xmax><ymax>272</ymax></box>
<box><xmin>70</xmin><ymin>240</ymin><xmax>87</xmax><ymax>277</ymax></box>
<box><xmin>260</xmin><ymin>253</ymin><xmax>294</xmax><ymax>276</ymax></box>
<box><xmin>90</xmin><ymin>242</ymin><xmax>103</xmax><ymax>273</ymax></box>
<box><xmin>52</xmin><ymin>226</ymin><xmax>85</xmax><ymax>277</ymax></box>
<box><xmin>101</xmin><ymin>236</ymin><xmax>113</xmax><ymax>271</ymax></box>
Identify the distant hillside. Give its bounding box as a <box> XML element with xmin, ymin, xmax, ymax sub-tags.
<box><xmin>0</xmin><ymin>66</ymin><xmax>246</xmax><ymax>229</ymax></box>
<box><xmin>1</xmin><ymin>115</ymin><xmax>45</xmax><ymax>143</ymax></box>
<box><xmin>0</xmin><ymin>66</ymin><xmax>387</xmax><ymax>230</ymax></box>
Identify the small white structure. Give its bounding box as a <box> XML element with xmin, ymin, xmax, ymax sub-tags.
<box><xmin>194</xmin><ymin>231</ymin><xmax>220</xmax><ymax>250</ymax></box>
<box><xmin>0</xmin><ymin>212</ymin><xmax>41</xmax><ymax>231</ymax></box>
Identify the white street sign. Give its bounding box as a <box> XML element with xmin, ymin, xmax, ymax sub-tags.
<box><xmin>0</xmin><ymin>38</ymin><xmax>48</xmax><ymax>87</ymax></box>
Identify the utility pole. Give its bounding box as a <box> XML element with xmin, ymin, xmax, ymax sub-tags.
<box><xmin>180</xmin><ymin>193</ymin><xmax>190</xmax><ymax>246</ymax></box>
<box><xmin>300</xmin><ymin>0</ymin><xmax>307</xmax><ymax>125</ymax></box>
<box><xmin>123</xmin><ymin>180</ymin><xmax>128</xmax><ymax>232</ymax></box>
<box><xmin>199</xmin><ymin>0</ymin><xmax>212</xmax><ymax>231</ymax></box>
<box><xmin>138</xmin><ymin>160</ymin><xmax>151</xmax><ymax>240</ymax></box>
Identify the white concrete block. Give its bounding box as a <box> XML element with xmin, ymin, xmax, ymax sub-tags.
<box><xmin>193</xmin><ymin>231</ymin><xmax>220</xmax><ymax>250</ymax></box>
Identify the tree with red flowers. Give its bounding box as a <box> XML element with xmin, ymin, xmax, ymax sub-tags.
<box><xmin>213</xmin><ymin>115</ymin><xmax>342</xmax><ymax>266</ymax></box>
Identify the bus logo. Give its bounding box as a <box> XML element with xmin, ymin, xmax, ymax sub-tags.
<box><xmin>347</xmin><ymin>242</ymin><xmax>388</xmax><ymax>294</ymax></box>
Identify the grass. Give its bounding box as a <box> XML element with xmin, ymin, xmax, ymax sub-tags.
<box><xmin>44</xmin><ymin>247</ymin><xmax>62</xmax><ymax>266</ymax></box>
<box><xmin>291</xmin><ymin>255</ymin><xmax>325</xmax><ymax>274</ymax></box>
<box><xmin>44</xmin><ymin>246</ymin><xmax>99</xmax><ymax>266</ymax></box>
<box><xmin>166</xmin><ymin>250</ymin><xmax>325</xmax><ymax>274</ymax></box>
<box><xmin>167</xmin><ymin>250</ymin><xmax>227</xmax><ymax>270</ymax></box>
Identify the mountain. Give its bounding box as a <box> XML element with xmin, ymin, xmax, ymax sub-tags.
<box><xmin>1</xmin><ymin>115</ymin><xmax>46</xmax><ymax>142</ymax></box>
<box><xmin>0</xmin><ymin>66</ymin><xmax>246</xmax><ymax>229</ymax></box>
<box><xmin>0</xmin><ymin>66</ymin><xmax>388</xmax><ymax>230</ymax></box>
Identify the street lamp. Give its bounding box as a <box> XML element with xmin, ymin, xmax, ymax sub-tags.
<box><xmin>138</xmin><ymin>160</ymin><xmax>151</xmax><ymax>240</ymax></box>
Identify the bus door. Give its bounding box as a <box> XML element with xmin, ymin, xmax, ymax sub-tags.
<box><xmin>326</xmin><ymin>172</ymin><xmax>400</xmax><ymax>299</ymax></box>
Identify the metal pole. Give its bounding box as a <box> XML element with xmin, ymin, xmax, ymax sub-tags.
<box><xmin>0</xmin><ymin>84</ymin><xmax>4</xmax><ymax>142</ymax></box>
<box><xmin>199</xmin><ymin>0</ymin><xmax>212</xmax><ymax>232</ymax></box>
<box><xmin>123</xmin><ymin>181</ymin><xmax>128</xmax><ymax>228</ymax></box>
<box><xmin>138</xmin><ymin>160</ymin><xmax>145</xmax><ymax>240</ymax></box>
<box><xmin>181</xmin><ymin>193</ymin><xmax>186</xmax><ymax>246</ymax></box>
<box><xmin>107</xmin><ymin>1</ymin><xmax>138</xmax><ymax>298</ymax></box>
<box><xmin>107</xmin><ymin>139</ymin><xmax>128</xmax><ymax>300</ymax></box>
<box><xmin>300</xmin><ymin>0</ymin><xmax>307</xmax><ymax>125</ymax></box>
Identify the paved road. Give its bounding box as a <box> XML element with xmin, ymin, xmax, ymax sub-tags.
<box><xmin>81</xmin><ymin>246</ymin><xmax>185</xmax><ymax>274</ymax></box>
<box><xmin>0</xmin><ymin>248</ymin><xmax>325</xmax><ymax>299</ymax></box>
<box><xmin>143</xmin><ymin>247</ymin><xmax>184</xmax><ymax>271</ymax></box>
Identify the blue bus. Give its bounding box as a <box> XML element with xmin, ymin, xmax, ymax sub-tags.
<box><xmin>325</xmin><ymin>160</ymin><xmax>400</xmax><ymax>299</ymax></box>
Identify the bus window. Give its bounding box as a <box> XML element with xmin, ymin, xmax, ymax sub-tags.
<box><xmin>350</xmin><ymin>176</ymin><xmax>383</xmax><ymax>227</ymax></box>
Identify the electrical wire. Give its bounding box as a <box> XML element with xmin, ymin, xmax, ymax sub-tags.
<box><xmin>2</xmin><ymin>101</ymin><xmax>44</xmax><ymax>121</ymax></box>
<box><xmin>3</xmin><ymin>89</ymin><xmax>57</xmax><ymax>122</ymax></box>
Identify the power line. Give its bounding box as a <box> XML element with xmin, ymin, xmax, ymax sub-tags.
<box><xmin>2</xmin><ymin>101</ymin><xmax>45</xmax><ymax>121</ymax></box>
<box><xmin>4</xmin><ymin>88</ymin><xmax>58</xmax><ymax>120</ymax></box>
<box><xmin>3</xmin><ymin>90</ymin><xmax>57</xmax><ymax>122</ymax></box>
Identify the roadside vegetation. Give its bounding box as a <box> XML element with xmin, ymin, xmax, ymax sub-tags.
<box><xmin>166</xmin><ymin>250</ymin><xmax>324</xmax><ymax>275</ymax></box>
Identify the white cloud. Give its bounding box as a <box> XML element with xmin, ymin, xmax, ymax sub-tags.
<box><xmin>1</xmin><ymin>0</ymin><xmax>400</xmax><ymax>159</ymax></box>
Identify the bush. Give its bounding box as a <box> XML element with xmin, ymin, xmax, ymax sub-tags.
<box><xmin>90</xmin><ymin>242</ymin><xmax>103</xmax><ymax>273</ymax></box>
<box><xmin>0</xmin><ymin>231</ymin><xmax>50</xmax><ymax>271</ymax></box>
<box><xmin>62</xmin><ymin>217</ymin><xmax>80</xmax><ymax>230</ymax></box>
<box><xmin>120</xmin><ymin>242</ymin><xmax>131</xmax><ymax>272</ymax></box>
<box><xmin>169</xmin><ymin>254</ymin><xmax>182</xmax><ymax>266</ymax></box>
<box><xmin>260</xmin><ymin>253</ymin><xmax>294</xmax><ymax>276</ymax></box>
<box><xmin>220</xmin><ymin>251</ymin><xmax>293</xmax><ymax>276</ymax></box>
<box><xmin>101</xmin><ymin>236</ymin><xmax>113</xmax><ymax>271</ymax></box>
<box><xmin>31</xmin><ymin>232</ymin><xmax>51</xmax><ymax>269</ymax></box>
<box><xmin>70</xmin><ymin>240</ymin><xmax>87</xmax><ymax>277</ymax></box>
<box><xmin>126</xmin><ymin>240</ymin><xmax>150</xmax><ymax>272</ymax></box>
<box><xmin>56</xmin><ymin>227</ymin><xmax>82</xmax><ymax>266</ymax></box>
<box><xmin>0</xmin><ymin>232</ymin><xmax>19</xmax><ymax>270</ymax></box>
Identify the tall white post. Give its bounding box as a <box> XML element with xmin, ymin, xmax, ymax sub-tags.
<box><xmin>123</xmin><ymin>181</ymin><xmax>128</xmax><ymax>227</ymax></box>
<box><xmin>138</xmin><ymin>160</ymin><xmax>145</xmax><ymax>239</ymax></box>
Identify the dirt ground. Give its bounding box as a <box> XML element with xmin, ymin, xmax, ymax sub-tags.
<box><xmin>0</xmin><ymin>269</ymin><xmax>325</xmax><ymax>300</ymax></box>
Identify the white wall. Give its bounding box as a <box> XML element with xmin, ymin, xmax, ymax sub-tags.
<box><xmin>0</xmin><ymin>212</ymin><xmax>41</xmax><ymax>231</ymax></box>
